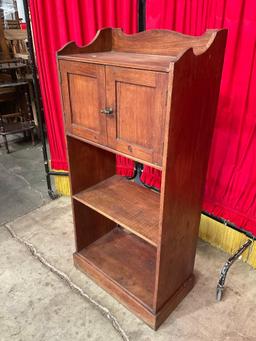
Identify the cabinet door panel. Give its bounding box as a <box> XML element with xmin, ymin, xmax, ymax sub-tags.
<box><xmin>59</xmin><ymin>61</ymin><xmax>107</xmax><ymax>144</ymax></box>
<box><xmin>106</xmin><ymin>66</ymin><xmax>168</xmax><ymax>166</ymax></box>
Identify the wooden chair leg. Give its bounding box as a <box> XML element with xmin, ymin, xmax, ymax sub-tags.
<box><xmin>3</xmin><ymin>135</ymin><xmax>10</xmax><ymax>153</ymax></box>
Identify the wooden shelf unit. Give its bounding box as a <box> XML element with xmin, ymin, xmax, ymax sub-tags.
<box><xmin>57</xmin><ymin>28</ymin><xmax>227</xmax><ymax>329</ymax></box>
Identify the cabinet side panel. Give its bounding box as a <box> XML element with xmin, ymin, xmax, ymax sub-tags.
<box><xmin>67</xmin><ymin>136</ymin><xmax>116</xmax><ymax>195</ymax></box>
<box><xmin>67</xmin><ymin>137</ymin><xmax>116</xmax><ymax>251</ymax></box>
<box><xmin>154</xmin><ymin>30</ymin><xmax>227</xmax><ymax>310</ymax></box>
<box><xmin>73</xmin><ymin>200</ymin><xmax>115</xmax><ymax>252</ymax></box>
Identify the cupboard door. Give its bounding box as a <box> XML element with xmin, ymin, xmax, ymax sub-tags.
<box><xmin>59</xmin><ymin>61</ymin><xmax>107</xmax><ymax>144</ymax></box>
<box><xmin>105</xmin><ymin>66</ymin><xmax>168</xmax><ymax>166</ymax></box>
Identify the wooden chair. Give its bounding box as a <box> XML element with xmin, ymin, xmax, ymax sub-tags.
<box><xmin>0</xmin><ymin>81</ymin><xmax>35</xmax><ymax>153</ymax></box>
<box><xmin>4</xmin><ymin>29</ymin><xmax>29</xmax><ymax>60</ymax></box>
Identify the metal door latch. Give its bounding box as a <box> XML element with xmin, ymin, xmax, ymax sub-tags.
<box><xmin>100</xmin><ymin>107</ymin><xmax>113</xmax><ymax>115</ymax></box>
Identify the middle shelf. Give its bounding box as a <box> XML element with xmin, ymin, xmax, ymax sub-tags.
<box><xmin>73</xmin><ymin>175</ymin><xmax>160</xmax><ymax>246</ymax></box>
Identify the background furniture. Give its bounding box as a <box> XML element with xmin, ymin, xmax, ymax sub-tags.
<box><xmin>0</xmin><ymin>3</ymin><xmax>35</xmax><ymax>153</ymax></box>
<box><xmin>0</xmin><ymin>59</ymin><xmax>35</xmax><ymax>153</ymax></box>
<box><xmin>4</xmin><ymin>28</ymin><xmax>28</xmax><ymax>60</ymax></box>
<box><xmin>0</xmin><ymin>79</ymin><xmax>35</xmax><ymax>153</ymax></box>
<box><xmin>57</xmin><ymin>28</ymin><xmax>226</xmax><ymax>329</ymax></box>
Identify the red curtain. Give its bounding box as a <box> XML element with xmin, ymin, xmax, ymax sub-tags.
<box><xmin>30</xmin><ymin>0</ymin><xmax>256</xmax><ymax>235</ymax></box>
<box><xmin>146</xmin><ymin>0</ymin><xmax>256</xmax><ymax>235</ymax></box>
<box><xmin>30</xmin><ymin>0</ymin><xmax>137</xmax><ymax>171</ymax></box>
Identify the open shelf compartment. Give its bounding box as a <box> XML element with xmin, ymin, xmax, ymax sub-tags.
<box><xmin>74</xmin><ymin>226</ymin><xmax>156</xmax><ymax>311</ymax></box>
<box><xmin>73</xmin><ymin>174</ymin><xmax>160</xmax><ymax>246</ymax></box>
<box><xmin>67</xmin><ymin>135</ymin><xmax>160</xmax><ymax>319</ymax></box>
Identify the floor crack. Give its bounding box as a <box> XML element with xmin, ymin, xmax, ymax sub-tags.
<box><xmin>3</xmin><ymin>223</ymin><xmax>130</xmax><ymax>341</ymax></box>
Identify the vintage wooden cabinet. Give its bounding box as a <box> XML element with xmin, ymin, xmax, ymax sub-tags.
<box><xmin>57</xmin><ymin>28</ymin><xmax>227</xmax><ymax>329</ymax></box>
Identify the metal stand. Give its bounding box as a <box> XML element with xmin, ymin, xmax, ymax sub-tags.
<box><xmin>216</xmin><ymin>239</ymin><xmax>252</xmax><ymax>301</ymax></box>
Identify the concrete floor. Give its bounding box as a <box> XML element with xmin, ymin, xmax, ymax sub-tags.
<box><xmin>1</xmin><ymin>137</ymin><xmax>256</xmax><ymax>341</ymax></box>
<box><xmin>0</xmin><ymin>134</ymin><xmax>50</xmax><ymax>225</ymax></box>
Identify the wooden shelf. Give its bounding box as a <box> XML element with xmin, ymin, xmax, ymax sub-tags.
<box><xmin>59</xmin><ymin>51</ymin><xmax>176</xmax><ymax>72</ymax></box>
<box><xmin>73</xmin><ymin>175</ymin><xmax>160</xmax><ymax>246</ymax></box>
<box><xmin>74</xmin><ymin>227</ymin><xmax>156</xmax><ymax>310</ymax></box>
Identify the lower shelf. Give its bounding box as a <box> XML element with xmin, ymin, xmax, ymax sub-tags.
<box><xmin>74</xmin><ymin>226</ymin><xmax>195</xmax><ymax>329</ymax></box>
<box><xmin>74</xmin><ymin>227</ymin><xmax>156</xmax><ymax>310</ymax></box>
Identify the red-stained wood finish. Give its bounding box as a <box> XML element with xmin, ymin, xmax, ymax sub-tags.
<box><xmin>59</xmin><ymin>61</ymin><xmax>107</xmax><ymax>145</ymax></box>
<box><xmin>105</xmin><ymin>66</ymin><xmax>168</xmax><ymax>166</ymax></box>
<box><xmin>154</xmin><ymin>29</ymin><xmax>228</xmax><ymax>311</ymax></box>
<box><xmin>57</xmin><ymin>28</ymin><xmax>227</xmax><ymax>329</ymax></box>
<box><xmin>74</xmin><ymin>175</ymin><xmax>160</xmax><ymax>246</ymax></box>
<box><xmin>77</xmin><ymin>227</ymin><xmax>156</xmax><ymax>310</ymax></box>
<box><xmin>59</xmin><ymin>59</ymin><xmax>168</xmax><ymax>166</ymax></box>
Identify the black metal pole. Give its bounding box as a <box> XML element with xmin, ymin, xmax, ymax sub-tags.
<box><xmin>23</xmin><ymin>0</ymin><xmax>68</xmax><ymax>200</ymax></box>
<box><xmin>138</xmin><ymin>0</ymin><xmax>146</xmax><ymax>32</ymax></box>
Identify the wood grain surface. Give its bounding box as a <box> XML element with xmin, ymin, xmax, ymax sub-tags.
<box><xmin>105</xmin><ymin>66</ymin><xmax>168</xmax><ymax>166</ymax></box>
<box><xmin>59</xmin><ymin>51</ymin><xmax>176</xmax><ymax>72</ymax></box>
<box><xmin>74</xmin><ymin>175</ymin><xmax>160</xmax><ymax>246</ymax></box>
<box><xmin>154</xmin><ymin>29</ymin><xmax>228</xmax><ymax>310</ymax></box>
<box><xmin>59</xmin><ymin>61</ymin><xmax>107</xmax><ymax>145</ymax></box>
<box><xmin>77</xmin><ymin>227</ymin><xmax>156</xmax><ymax>310</ymax></box>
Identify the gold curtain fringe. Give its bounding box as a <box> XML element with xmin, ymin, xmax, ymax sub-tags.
<box><xmin>53</xmin><ymin>172</ymin><xmax>256</xmax><ymax>268</ymax></box>
<box><xmin>199</xmin><ymin>215</ymin><xmax>256</xmax><ymax>268</ymax></box>
<box><xmin>53</xmin><ymin>172</ymin><xmax>71</xmax><ymax>196</ymax></box>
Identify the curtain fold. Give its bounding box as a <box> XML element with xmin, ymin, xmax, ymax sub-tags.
<box><xmin>30</xmin><ymin>0</ymin><xmax>137</xmax><ymax>171</ymax></box>
<box><xmin>146</xmin><ymin>0</ymin><xmax>256</xmax><ymax>235</ymax></box>
<box><xmin>140</xmin><ymin>165</ymin><xmax>161</xmax><ymax>190</ymax></box>
<box><xmin>116</xmin><ymin>155</ymin><xmax>135</xmax><ymax>177</ymax></box>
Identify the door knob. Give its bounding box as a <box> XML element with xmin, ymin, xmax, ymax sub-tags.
<box><xmin>100</xmin><ymin>107</ymin><xmax>113</xmax><ymax>115</ymax></box>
